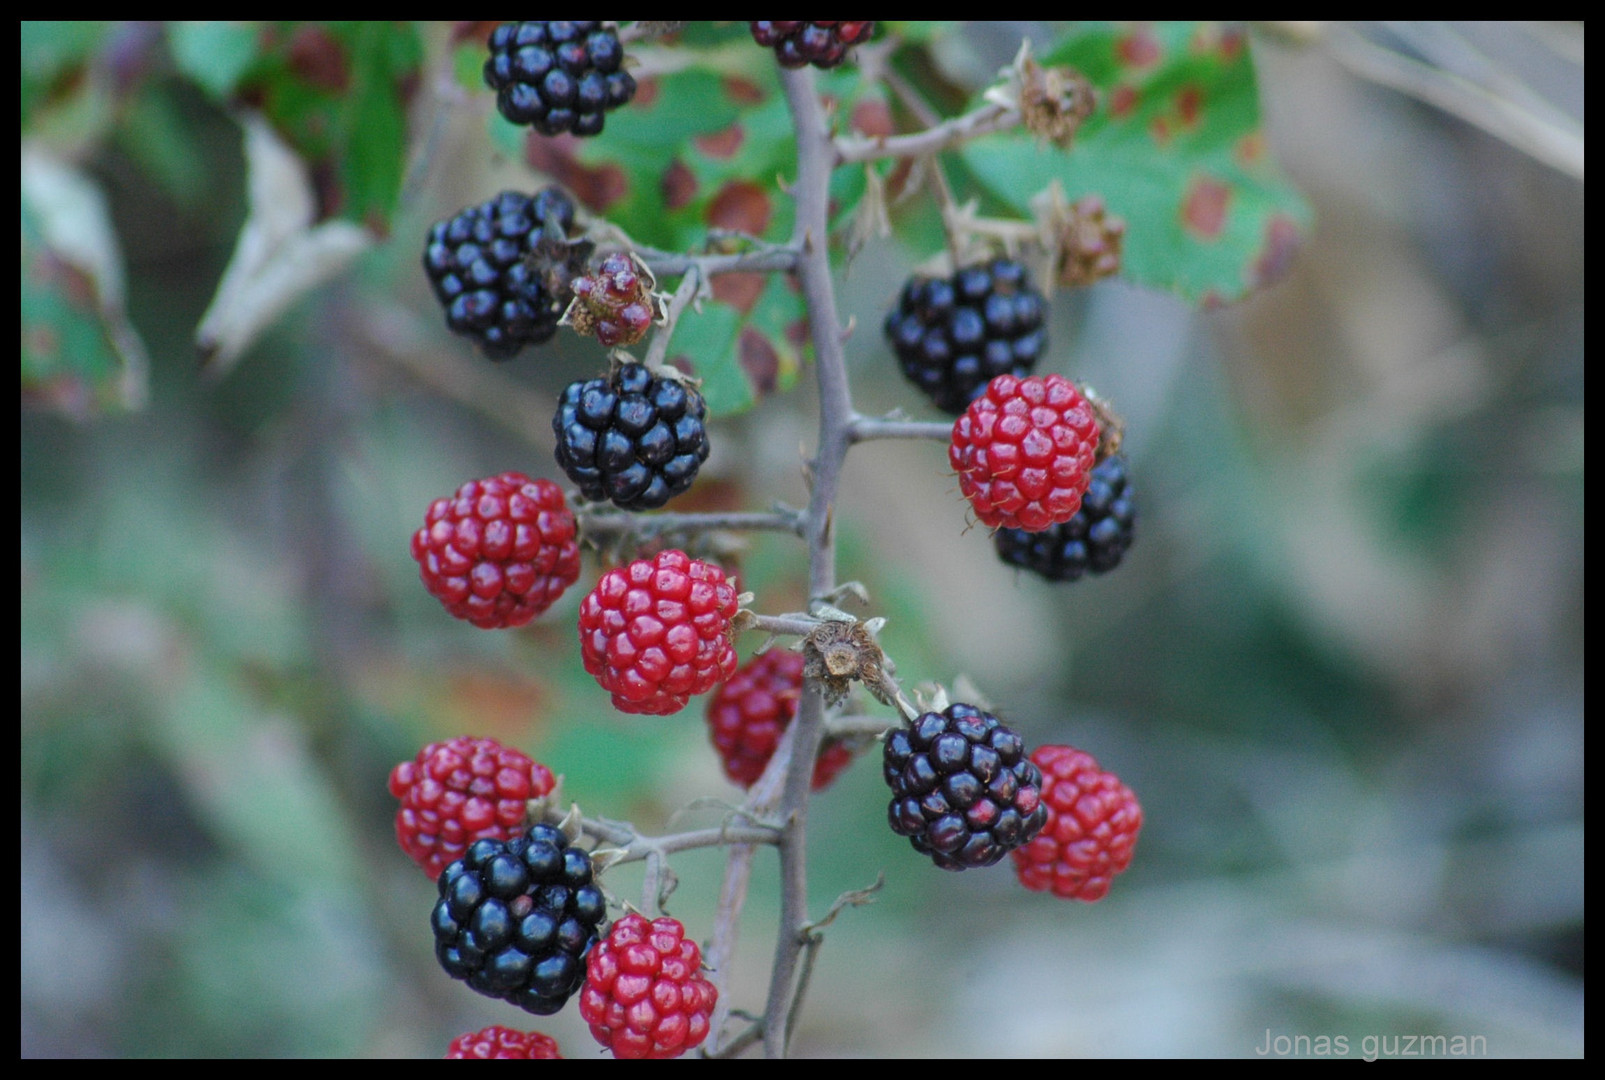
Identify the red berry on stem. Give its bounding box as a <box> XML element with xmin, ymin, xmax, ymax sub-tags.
<box><xmin>706</xmin><ymin>649</ymin><xmax>855</xmax><ymax>790</ymax></box>
<box><xmin>579</xmin><ymin>913</ymin><xmax>718</xmax><ymax>1059</ymax></box>
<box><xmin>577</xmin><ymin>549</ymin><xmax>739</xmax><ymax>715</ymax></box>
<box><xmin>949</xmin><ymin>373</ymin><xmax>1101</xmax><ymax>532</ymax></box>
<box><xmin>1011</xmin><ymin>744</ymin><xmax>1142</xmax><ymax>901</ymax></box>
<box><xmin>445</xmin><ymin>1025</ymin><xmax>562</xmax><ymax>1059</ymax></box>
<box><xmin>388</xmin><ymin>736</ymin><xmax>555</xmax><ymax>880</ymax></box>
<box><xmin>411</xmin><ymin>472</ymin><xmax>581</xmax><ymax>629</ymax></box>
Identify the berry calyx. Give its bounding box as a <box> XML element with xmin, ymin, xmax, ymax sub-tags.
<box><xmin>389</xmin><ymin>736</ymin><xmax>556</xmax><ymax>881</ymax></box>
<box><xmin>484</xmin><ymin>21</ymin><xmax>636</xmax><ymax>137</ymax></box>
<box><xmin>445</xmin><ymin>1026</ymin><xmax>562</xmax><ymax>1059</ymax></box>
<box><xmin>706</xmin><ymin>649</ymin><xmax>854</xmax><ymax>791</ymax></box>
<box><xmin>566</xmin><ymin>252</ymin><xmax>659</xmax><ymax>349</ymax></box>
<box><xmin>577</xmin><ymin>549</ymin><xmax>739</xmax><ymax>716</ymax></box>
<box><xmin>884</xmin><ymin>258</ymin><xmax>1048</xmax><ymax>415</ymax></box>
<box><xmin>411</xmin><ymin>472</ymin><xmax>581</xmax><ymax>630</ymax></box>
<box><xmin>432</xmin><ymin>824</ymin><xmax>607</xmax><ymax>1015</ymax></box>
<box><xmin>553</xmin><ymin>363</ymin><xmax>711</xmax><ymax>512</ymax></box>
<box><xmin>884</xmin><ymin>703</ymin><xmax>1049</xmax><ymax>870</ymax></box>
<box><xmin>1011</xmin><ymin>745</ymin><xmax>1142</xmax><ymax>901</ymax></box>
<box><xmin>578</xmin><ymin>913</ymin><xmax>717</xmax><ymax>1059</ymax></box>
<box><xmin>422</xmin><ymin>187</ymin><xmax>585</xmax><ymax>360</ymax></box>
<box><xmin>993</xmin><ymin>454</ymin><xmax>1136</xmax><ymax>581</ymax></box>
<box><xmin>749</xmin><ymin>21</ymin><xmax>874</xmax><ymax>69</ymax></box>
<box><xmin>949</xmin><ymin>373</ymin><xmax>1101</xmax><ymax>532</ymax></box>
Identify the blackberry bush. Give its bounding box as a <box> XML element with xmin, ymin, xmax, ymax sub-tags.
<box><xmin>330</xmin><ymin>19</ymin><xmax>1306</xmax><ymax>1059</ymax></box>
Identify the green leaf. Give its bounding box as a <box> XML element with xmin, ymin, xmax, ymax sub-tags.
<box><xmin>21</xmin><ymin>148</ymin><xmax>149</xmax><ymax>417</ymax></box>
<box><xmin>182</xmin><ymin>22</ymin><xmax>423</xmax><ymax>229</ymax></box>
<box><xmin>960</xmin><ymin>22</ymin><xmax>1311</xmax><ymax>305</ymax></box>
<box><xmin>661</xmin><ymin>273</ymin><xmax>806</xmax><ymax>418</ymax></box>
<box><xmin>20</xmin><ymin>21</ymin><xmax>110</xmax><ymax>129</ymax></box>
<box><xmin>168</xmin><ymin>21</ymin><xmax>262</xmax><ymax>99</ymax></box>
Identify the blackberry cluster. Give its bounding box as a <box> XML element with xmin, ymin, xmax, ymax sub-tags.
<box><xmin>749</xmin><ymin>22</ymin><xmax>874</xmax><ymax>69</ymax></box>
<box><xmin>484</xmin><ymin>21</ymin><xmax>636</xmax><ymax>137</ymax></box>
<box><xmin>432</xmin><ymin>824</ymin><xmax>607</xmax><ymax>1016</ymax></box>
<box><xmin>884</xmin><ymin>258</ymin><xmax>1048</xmax><ymax>414</ymax></box>
<box><xmin>994</xmin><ymin>454</ymin><xmax>1135</xmax><ymax>581</ymax></box>
<box><xmin>423</xmin><ymin>188</ymin><xmax>582</xmax><ymax>359</ymax></box>
<box><xmin>553</xmin><ymin>363</ymin><xmax>710</xmax><ymax>511</ymax></box>
<box><xmin>884</xmin><ymin>703</ymin><xmax>1048</xmax><ymax>870</ymax></box>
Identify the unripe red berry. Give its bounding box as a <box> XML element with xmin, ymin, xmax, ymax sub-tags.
<box><xmin>577</xmin><ymin>549</ymin><xmax>739</xmax><ymax>715</ymax></box>
<box><xmin>949</xmin><ymin>373</ymin><xmax>1101</xmax><ymax>532</ymax></box>
<box><xmin>706</xmin><ymin>649</ymin><xmax>854</xmax><ymax>790</ymax></box>
<box><xmin>411</xmin><ymin>472</ymin><xmax>580</xmax><ymax>629</ymax></box>
<box><xmin>579</xmin><ymin>913</ymin><xmax>717</xmax><ymax>1059</ymax></box>
<box><xmin>445</xmin><ymin>1025</ymin><xmax>562</xmax><ymax>1059</ymax></box>
<box><xmin>1011</xmin><ymin>744</ymin><xmax>1142</xmax><ymax>901</ymax></box>
<box><xmin>388</xmin><ymin>735</ymin><xmax>555</xmax><ymax>879</ymax></box>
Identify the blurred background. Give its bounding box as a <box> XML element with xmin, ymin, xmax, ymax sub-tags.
<box><xmin>21</xmin><ymin>23</ymin><xmax>1583</xmax><ymax>1057</ymax></box>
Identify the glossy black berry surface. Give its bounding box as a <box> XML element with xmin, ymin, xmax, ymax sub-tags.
<box><xmin>749</xmin><ymin>22</ymin><xmax>874</xmax><ymax>69</ymax></box>
<box><xmin>431</xmin><ymin>824</ymin><xmax>606</xmax><ymax>1016</ymax></box>
<box><xmin>884</xmin><ymin>703</ymin><xmax>1048</xmax><ymax>871</ymax></box>
<box><xmin>553</xmin><ymin>363</ymin><xmax>711</xmax><ymax>511</ymax></box>
<box><xmin>485</xmin><ymin>21</ymin><xmax>636</xmax><ymax>137</ymax></box>
<box><xmin>994</xmin><ymin>455</ymin><xmax>1136</xmax><ymax>581</ymax></box>
<box><xmin>423</xmin><ymin>188</ymin><xmax>581</xmax><ymax>360</ymax></box>
<box><xmin>884</xmin><ymin>258</ymin><xmax>1048</xmax><ymax>415</ymax></box>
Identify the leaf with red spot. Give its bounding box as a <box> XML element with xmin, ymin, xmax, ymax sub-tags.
<box><xmin>171</xmin><ymin>21</ymin><xmax>422</xmax><ymax>230</ymax></box>
<box><xmin>959</xmin><ymin>21</ymin><xmax>1311</xmax><ymax>304</ymax></box>
<box><xmin>661</xmin><ymin>275</ymin><xmax>805</xmax><ymax>418</ymax></box>
<box><xmin>515</xmin><ymin>61</ymin><xmax>826</xmax><ymax>417</ymax></box>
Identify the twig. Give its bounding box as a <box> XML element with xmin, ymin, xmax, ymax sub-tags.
<box><xmin>746</xmin><ymin>613</ymin><xmax>820</xmax><ymax>638</ymax></box>
<box><xmin>578</xmin><ymin>506</ymin><xmax>808</xmax><ymax>540</ymax></box>
<box><xmin>835</xmin><ymin>101</ymin><xmax>1019</xmax><ymax>164</ymax></box>
<box><xmin>1325</xmin><ymin>23</ymin><xmax>1584</xmax><ymax>181</ymax></box>
<box><xmin>536</xmin><ymin>803</ymin><xmax>781</xmax><ymax>872</ymax></box>
<box><xmin>642</xmin><ymin>266</ymin><xmax>705</xmax><ymax>370</ymax></box>
<box><xmin>758</xmin><ymin>65</ymin><xmax>861</xmax><ymax>1060</ymax></box>
<box><xmin>848</xmin><ymin>417</ymin><xmax>954</xmax><ymax>443</ymax></box>
<box><xmin>635</xmin><ymin>247</ymin><xmax>802</xmax><ymax>277</ymax></box>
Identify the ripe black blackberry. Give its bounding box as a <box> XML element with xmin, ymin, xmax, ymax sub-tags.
<box><xmin>884</xmin><ymin>703</ymin><xmax>1048</xmax><ymax>871</ymax></box>
<box><xmin>423</xmin><ymin>188</ymin><xmax>585</xmax><ymax>359</ymax></box>
<box><xmin>432</xmin><ymin>824</ymin><xmax>607</xmax><ymax>1016</ymax></box>
<box><xmin>749</xmin><ymin>22</ymin><xmax>874</xmax><ymax>69</ymax></box>
<box><xmin>485</xmin><ymin>21</ymin><xmax>636</xmax><ymax>137</ymax></box>
<box><xmin>994</xmin><ymin>454</ymin><xmax>1136</xmax><ymax>581</ymax></box>
<box><xmin>553</xmin><ymin>363</ymin><xmax>710</xmax><ymax>511</ymax></box>
<box><xmin>883</xmin><ymin>258</ymin><xmax>1048</xmax><ymax>415</ymax></box>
